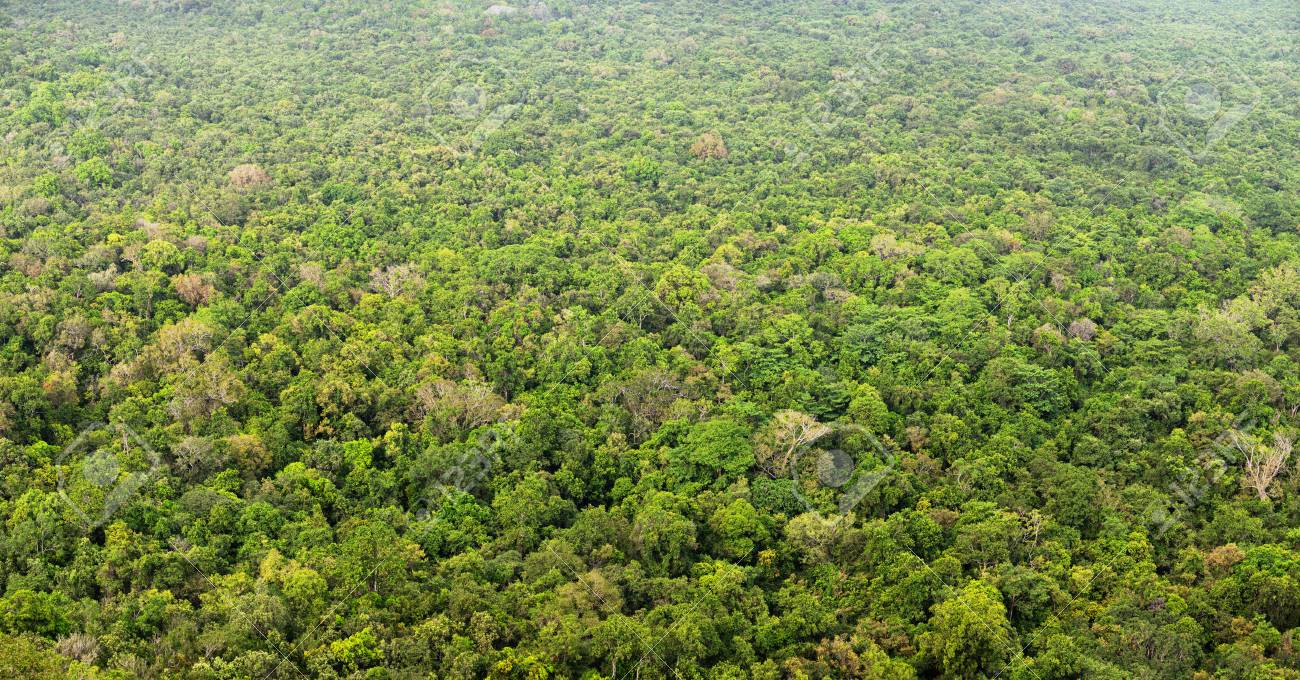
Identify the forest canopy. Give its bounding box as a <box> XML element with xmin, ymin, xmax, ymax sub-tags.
<box><xmin>0</xmin><ymin>0</ymin><xmax>1299</xmax><ymax>678</ymax></box>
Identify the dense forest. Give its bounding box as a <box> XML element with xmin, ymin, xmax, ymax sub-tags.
<box><xmin>1</xmin><ymin>0</ymin><xmax>1299</xmax><ymax>677</ymax></box>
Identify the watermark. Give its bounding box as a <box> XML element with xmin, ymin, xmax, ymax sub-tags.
<box><xmin>1145</xmin><ymin>414</ymin><xmax>1263</xmax><ymax>537</ymax></box>
<box><xmin>1169</xmin><ymin>186</ymin><xmax>1252</xmax><ymax>232</ymax></box>
<box><xmin>916</xmin><ymin>177</ymin><xmax>969</xmax><ymax>227</ymax></box>
<box><xmin>788</xmin><ymin>419</ymin><xmax>895</xmax><ymax>529</ymax></box>
<box><xmin>55</xmin><ymin>422</ymin><xmax>163</xmax><ymax>530</ymax></box>
<box><xmin>409</xmin><ymin>425</ymin><xmax>511</xmax><ymax>537</ymax></box>
<box><xmin>1155</xmin><ymin>55</ymin><xmax>1259</xmax><ymax>162</ymax></box>
<box><xmin>414</xmin><ymin>52</ymin><xmax>521</xmax><ymax>157</ymax></box>
<box><xmin>49</xmin><ymin>46</ymin><xmax>157</xmax><ymax>168</ymax></box>
<box><xmin>781</xmin><ymin>45</ymin><xmax>885</xmax><ymax>166</ymax></box>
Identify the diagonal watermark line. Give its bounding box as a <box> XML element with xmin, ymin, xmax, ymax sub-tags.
<box><xmin>944</xmin><ymin>205</ymin><xmax>1124</xmax><ymax>678</ymax></box>
<box><xmin>988</xmin><ymin>177</ymin><xmax>1290</xmax><ymax>675</ymax></box>
<box><xmin>611</xmin><ymin>191</ymin><xmax>1109</xmax><ymax>679</ymax></box>
<box><xmin>258</xmin><ymin>287</ymin><xmax>624</xmax><ymax>678</ymax></box>
<box><xmin>989</xmin><ymin>542</ymin><xmax>1126</xmax><ymax>679</ymax></box>
<box><xmin>252</xmin><ymin>268</ymin><xmax>396</xmax><ymax>679</ymax></box>
<box><xmin>613</xmin><ymin>547</ymin><xmax>758</xmax><ymax>680</ymax></box>
<box><xmin>261</xmin><ymin>561</ymin><xmax>385</xmax><ymax>679</ymax></box>
<box><xmin>970</xmin><ymin>187</ymin><xmax>1128</xmax><ymax>678</ymax></box>
<box><xmin>169</xmin><ymin>537</ymin><xmax>309</xmax><ymax>680</ymax></box>
<box><xmin>541</xmin><ymin>542</ymin><xmax>678</xmax><ymax>679</ymax></box>
<box><xmin>990</xmin><ymin>270</ymin><xmax>1129</xmax><ymax>678</ymax></box>
<box><xmin>732</xmin><ymin>204</ymin><xmax>1093</xmax><ymax>673</ymax></box>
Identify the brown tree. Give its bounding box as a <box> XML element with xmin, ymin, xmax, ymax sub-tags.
<box><xmin>1235</xmin><ymin>430</ymin><xmax>1293</xmax><ymax>500</ymax></box>
<box><xmin>370</xmin><ymin>263</ymin><xmax>425</xmax><ymax>297</ymax></box>
<box><xmin>755</xmin><ymin>410</ymin><xmax>832</xmax><ymax>476</ymax></box>
<box><xmin>1068</xmin><ymin>317</ymin><xmax>1098</xmax><ymax>340</ymax></box>
<box><xmin>227</xmin><ymin>163</ymin><xmax>271</xmax><ymax>189</ymax></box>
<box><xmin>690</xmin><ymin>131</ymin><xmax>728</xmax><ymax>160</ymax></box>
<box><xmin>413</xmin><ymin>379</ymin><xmax>508</xmax><ymax>438</ymax></box>
<box><xmin>172</xmin><ymin>273</ymin><xmax>216</xmax><ymax>306</ymax></box>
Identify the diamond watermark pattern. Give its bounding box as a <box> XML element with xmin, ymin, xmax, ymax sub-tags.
<box><xmin>56</xmin><ymin>422</ymin><xmax>163</xmax><ymax>530</ymax></box>
<box><xmin>415</xmin><ymin>52</ymin><xmax>522</xmax><ymax>157</ymax></box>
<box><xmin>1155</xmin><ymin>55</ymin><xmax>1260</xmax><ymax>162</ymax></box>
<box><xmin>788</xmin><ymin>420</ymin><xmax>895</xmax><ymax>528</ymax></box>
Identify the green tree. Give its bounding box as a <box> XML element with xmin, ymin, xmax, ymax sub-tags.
<box><xmin>919</xmin><ymin>580</ymin><xmax>1014</xmax><ymax>679</ymax></box>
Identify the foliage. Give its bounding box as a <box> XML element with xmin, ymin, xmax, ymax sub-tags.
<box><xmin>0</xmin><ymin>0</ymin><xmax>1297</xmax><ymax>677</ymax></box>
